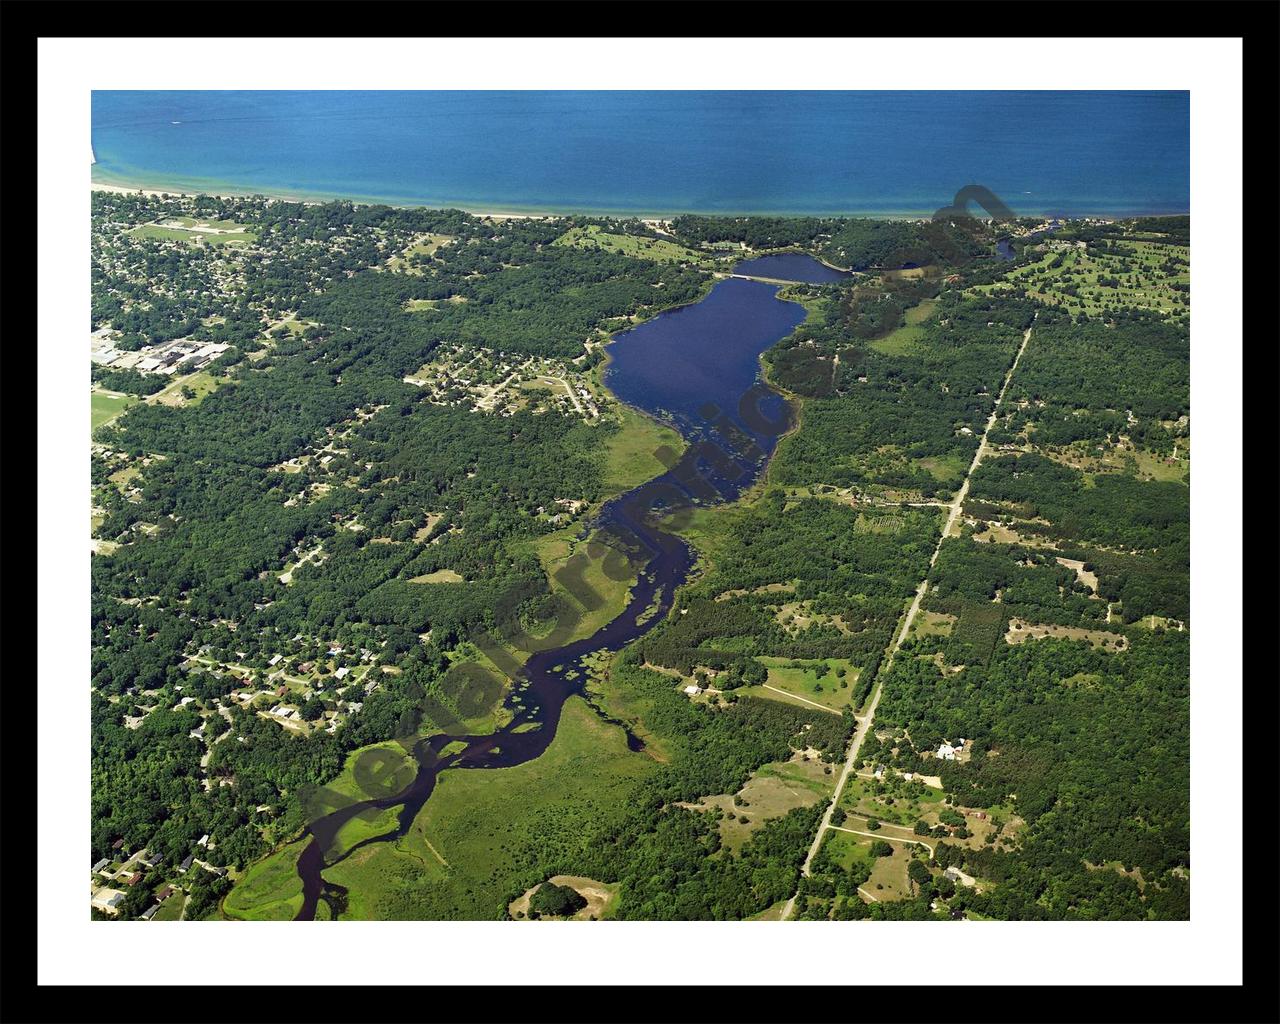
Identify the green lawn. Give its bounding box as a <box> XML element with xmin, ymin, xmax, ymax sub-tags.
<box><xmin>91</xmin><ymin>390</ymin><xmax>138</xmax><ymax>432</ymax></box>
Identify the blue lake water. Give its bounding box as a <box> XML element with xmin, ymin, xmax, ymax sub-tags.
<box><xmin>605</xmin><ymin>277</ymin><xmax>805</xmax><ymax>455</ymax></box>
<box><xmin>92</xmin><ymin>91</ymin><xmax>1189</xmax><ymax>217</ymax></box>
<box><xmin>734</xmin><ymin>253</ymin><xmax>852</xmax><ymax>282</ymax></box>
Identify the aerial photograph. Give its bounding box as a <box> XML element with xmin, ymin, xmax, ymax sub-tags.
<box><xmin>87</xmin><ymin>90</ymin><xmax>1190</xmax><ymax>924</ymax></box>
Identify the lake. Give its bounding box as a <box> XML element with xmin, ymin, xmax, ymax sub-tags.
<box><xmin>734</xmin><ymin>252</ymin><xmax>852</xmax><ymax>281</ymax></box>
<box><xmin>91</xmin><ymin>91</ymin><xmax>1189</xmax><ymax>217</ymax></box>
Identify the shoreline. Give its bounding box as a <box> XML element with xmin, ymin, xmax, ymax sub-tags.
<box><xmin>90</xmin><ymin>175</ymin><xmax>1187</xmax><ymax>224</ymax></box>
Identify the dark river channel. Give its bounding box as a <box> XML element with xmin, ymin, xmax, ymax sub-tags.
<box><xmin>293</xmin><ymin>266</ymin><xmax>831</xmax><ymax>919</ymax></box>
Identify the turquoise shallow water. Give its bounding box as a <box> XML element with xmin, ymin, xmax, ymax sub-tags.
<box><xmin>91</xmin><ymin>91</ymin><xmax>1188</xmax><ymax>217</ymax></box>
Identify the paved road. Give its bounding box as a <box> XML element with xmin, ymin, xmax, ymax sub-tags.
<box><xmin>780</xmin><ymin>320</ymin><xmax>1034</xmax><ymax>921</ymax></box>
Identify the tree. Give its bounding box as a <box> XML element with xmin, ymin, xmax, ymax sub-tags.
<box><xmin>529</xmin><ymin>882</ymin><xmax>587</xmax><ymax>919</ymax></box>
<box><xmin>870</xmin><ymin>840</ymin><xmax>893</xmax><ymax>858</ymax></box>
<box><xmin>908</xmin><ymin>858</ymin><xmax>931</xmax><ymax>890</ymax></box>
<box><xmin>866</xmin><ymin>817</ymin><xmax>881</xmax><ymax>831</ymax></box>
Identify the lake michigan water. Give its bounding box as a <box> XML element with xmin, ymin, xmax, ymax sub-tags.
<box><xmin>91</xmin><ymin>91</ymin><xmax>1188</xmax><ymax>217</ymax></box>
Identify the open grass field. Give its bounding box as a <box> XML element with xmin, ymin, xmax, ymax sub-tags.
<box><xmin>869</xmin><ymin>323</ymin><xmax>927</xmax><ymax>356</ymax></box>
<box><xmin>150</xmin><ymin>370</ymin><xmax>222</xmax><ymax>407</ymax></box>
<box><xmin>915</xmin><ymin>452</ymin><xmax>968</xmax><ymax>483</ymax></box>
<box><xmin>528</xmin><ymin>525</ymin><xmax>638</xmax><ymax>646</ymax></box>
<box><xmin>91</xmin><ymin>390</ymin><xmax>138</xmax><ymax>432</ymax></box>
<box><xmin>910</xmin><ymin>609</ymin><xmax>956</xmax><ymax>639</ymax></box>
<box><xmin>222</xmin><ymin>840</ymin><xmax>306</xmax><ymax>921</ymax></box>
<box><xmin>840</xmin><ymin>775</ymin><xmax>946</xmax><ymax>829</ymax></box>
<box><xmin>408</xmin><ymin>568</ymin><xmax>465</xmax><ymax>584</ymax></box>
<box><xmin>108</xmin><ymin>463</ymin><xmax>142</xmax><ymax>491</ymax></box>
<box><xmin>600</xmin><ymin>402</ymin><xmax>687</xmax><ymax>498</ymax></box>
<box><xmin>678</xmin><ymin>754</ymin><xmax>833</xmax><ymax>852</ymax></box>
<box><xmin>149</xmin><ymin>370</ymin><xmax>223</xmax><ymax>408</ymax></box>
<box><xmin>324</xmin><ymin>740</ymin><xmax>418</xmax><ymax>805</ymax></box>
<box><xmin>752</xmin><ymin>656</ymin><xmax>859</xmax><ymax>711</ymax></box>
<box><xmin>329</xmin><ymin>805</ymin><xmax>401</xmax><ymax>862</ymax></box>
<box><xmin>167</xmin><ymin>215</ymin><xmax>246</xmax><ymax>231</ymax></box>
<box><xmin>129</xmin><ymin>222</ymin><xmax>256</xmax><ymax>246</ymax></box>
<box><xmin>387</xmin><ymin>233</ymin><xmax>455</xmax><ymax>272</ymax></box>
<box><xmin>554</xmin><ymin>225</ymin><xmax>709</xmax><ymax>265</ymax></box>
<box><xmin>324</xmin><ymin>697</ymin><xmax>654</xmax><ymax>919</ymax></box>
<box><xmin>151</xmin><ymin>893</ymin><xmax>186</xmax><ymax>921</ymax></box>
<box><xmin>1004</xmin><ymin>618</ymin><xmax>1128</xmax><ymax>652</ymax></box>
<box><xmin>868</xmin><ymin>296</ymin><xmax>939</xmax><ymax>355</ymax></box>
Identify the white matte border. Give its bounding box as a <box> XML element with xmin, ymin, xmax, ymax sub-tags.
<box><xmin>37</xmin><ymin>36</ymin><xmax>1240</xmax><ymax>987</ymax></box>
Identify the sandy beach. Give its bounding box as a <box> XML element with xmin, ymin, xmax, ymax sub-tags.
<box><xmin>91</xmin><ymin>180</ymin><xmax>559</xmax><ymax>221</ymax></box>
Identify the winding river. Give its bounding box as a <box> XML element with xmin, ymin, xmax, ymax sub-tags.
<box><xmin>292</xmin><ymin>258</ymin><xmax>840</xmax><ymax>919</ymax></box>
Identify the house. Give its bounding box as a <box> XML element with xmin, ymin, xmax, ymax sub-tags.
<box><xmin>124</xmin><ymin>872</ymin><xmax>143</xmax><ymax>887</ymax></box>
<box><xmin>155</xmin><ymin>885</ymin><xmax>174</xmax><ymax>902</ymax></box>
<box><xmin>138</xmin><ymin>849</ymin><xmax>162</xmax><ymax>868</ymax></box>
<box><xmin>178</xmin><ymin>854</ymin><xmax>194</xmax><ymax>873</ymax></box>
<box><xmin>196</xmin><ymin>834</ymin><xmax>210</xmax><ymax>848</ymax></box>
<box><xmin>975</xmin><ymin>811</ymin><xmax>987</xmax><ymax>821</ymax></box>
<box><xmin>297</xmin><ymin>662</ymin><xmax>315</xmax><ymax>674</ymax></box>
<box><xmin>872</xmin><ymin>766</ymin><xmax>884</xmax><ymax>780</ymax></box>
<box><xmin>92</xmin><ymin>857</ymin><xmax>111</xmax><ymax>874</ymax></box>
<box><xmin>903</xmin><ymin>772</ymin><xmax>914</xmax><ymax>782</ymax></box>
<box><xmin>112</xmin><ymin>838</ymin><xmax>125</xmax><ymax>852</ymax></box>
<box><xmin>683</xmin><ymin>685</ymin><xmax>701</xmax><ymax>696</ymax></box>
<box><xmin>937</xmin><ymin>743</ymin><xmax>958</xmax><ymax>761</ymax></box>
<box><xmin>268</xmin><ymin>654</ymin><xmax>283</xmax><ymax>667</ymax></box>
<box><xmin>944</xmin><ymin>865</ymin><xmax>977</xmax><ymax>888</ymax></box>
<box><xmin>334</xmin><ymin>666</ymin><xmax>349</xmax><ymax>680</ymax></box>
<box><xmin>139</xmin><ymin>904</ymin><xmax>160</xmax><ymax>921</ymax></box>
<box><xmin>91</xmin><ymin>888</ymin><xmax>127</xmax><ymax>913</ymax></box>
